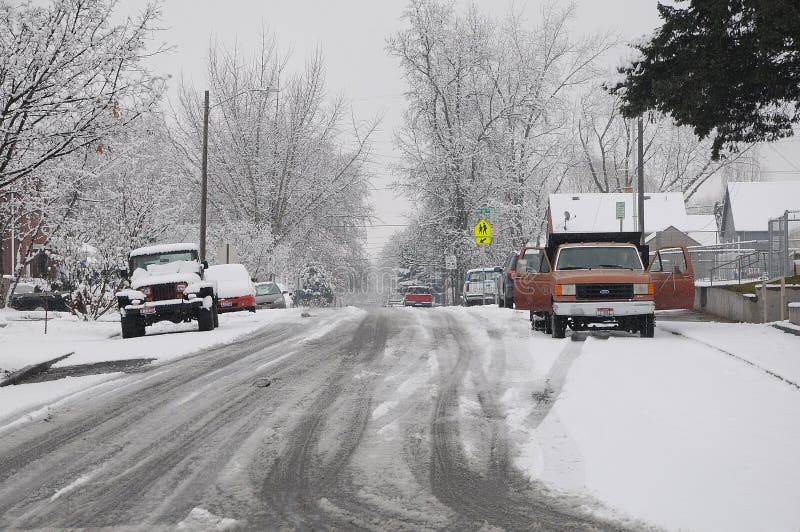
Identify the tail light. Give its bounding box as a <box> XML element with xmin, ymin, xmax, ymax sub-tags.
<box><xmin>176</xmin><ymin>283</ymin><xmax>187</xmax><ymax>293</ymax></box>
<box><xmin>465</xmin><ymin>284</ymin><xmax>470</xmax><ymax>292</ymax></box>
<box><xmin>508</xmin><ymin>269</ymin><xmax>516</xmax><ymax>279</ymax></box>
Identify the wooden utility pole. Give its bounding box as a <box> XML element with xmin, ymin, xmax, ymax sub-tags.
<box><xmin>637</xmin><ymin>116</ymin><xmax>645</xmax><ymax>243</ymax></box>
<box><xmin>200</xmin><ymin>90</ymin><xmax>210</xmax><ymax>261</ymax></box>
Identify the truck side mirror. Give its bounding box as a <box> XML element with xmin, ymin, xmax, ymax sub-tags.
<box><xmin>517</xmin><ymin>259</ymin><xmax>528</xmax><ymax>272</ymax></box>
<box><xmin>202</xmin><ymin>260</ymin><xmax>209</xmax><ymax>269</ymax></box>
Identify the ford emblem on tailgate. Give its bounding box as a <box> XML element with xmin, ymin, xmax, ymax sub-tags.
<box><xmin>599</xmin><ymin>289</ymin><xmax>610</xmax><ymax>295</ymax></box>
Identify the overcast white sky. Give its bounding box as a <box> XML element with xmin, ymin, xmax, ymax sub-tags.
<box><xmin>132</xmin><ymin>0</ymin><xmax>800</xmax><ymax>256</ymax></box>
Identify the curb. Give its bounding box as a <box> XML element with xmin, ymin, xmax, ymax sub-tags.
<box><xmin>772</xmin><ymin>323</ymin><xmax>800</xmax><ymax>338</ymax></box>
<box><xmin>0</xmin><ymin>352</ymin><xmax>75</xmax><ymax>387</ymax></box>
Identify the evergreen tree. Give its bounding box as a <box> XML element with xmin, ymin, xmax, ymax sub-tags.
<box><xmin>612</xmin><ymin>0</ymin><xmax>800</xmax><ymax>159</ymax></box>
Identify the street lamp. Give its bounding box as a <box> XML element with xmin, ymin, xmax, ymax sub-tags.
<box><xmin>199</xmin><ymin>87</ymin><xmax>278</xmax><ymax>261</ymax></box>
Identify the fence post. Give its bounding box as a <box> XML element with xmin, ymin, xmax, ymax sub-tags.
<box><xmin>784</xmin><ymin>211</ymin><xmax>790</xmax><ymax>279</ymax></box>
<box><xmin>781</xmin><ymin>276</ymin><xmax>786</xmax><ymax>322</ymax></box>
<box><xmin>762</xmin><ymin>278</ymin><xmax>768</xmax><ymax>323</ymax></box>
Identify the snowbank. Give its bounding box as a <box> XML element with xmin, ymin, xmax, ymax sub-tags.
<box><xmin>0</xmin><ymin>307</ymin><xmax>309</xmax><ymax>423</ymax></box>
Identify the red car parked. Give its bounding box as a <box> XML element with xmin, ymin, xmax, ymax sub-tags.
<box><xmin>204</xmin><ymin>264</ymin><xmax>256</xmax><ymax>313</ymax></box>
<box><xmin>404</xmin><ymin>286</ymin><xmax>433</xmax><ymax>307</ymax></box>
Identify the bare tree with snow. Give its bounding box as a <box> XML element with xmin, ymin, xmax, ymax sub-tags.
<box><xmin>174</xmin><ymin>33</ymin><xmax>376</xmax><ymax>286</ymax></box>
<box><xmin>0</xmin><ymin>0</ymin><xmax>166</xmax><ymax>192</ymax></box>
<box><xmin>387</xmin><ymin>0</ymin><xmax>612</xmax><ymax>284</ymax></box>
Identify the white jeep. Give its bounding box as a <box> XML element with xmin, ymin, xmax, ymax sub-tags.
<box><xmin>115</xmin><ymin>243</ymin><xmax>218</xmax><ymax>338</ymax></box>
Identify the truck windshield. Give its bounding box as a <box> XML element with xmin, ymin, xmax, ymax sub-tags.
<box><xmin>131</xmin><ymin>251</ymin><xmax>198</xmax><ymax>271</ymax></box>
<box><xmin>555</xmin><ymin>246</ymin><xmax>643</xmax><ymax>271</ymax></box>
<box><xmin>467</xmin><ymin>271</ymin><xmax>498</xmax><ymax>282</ymax></box>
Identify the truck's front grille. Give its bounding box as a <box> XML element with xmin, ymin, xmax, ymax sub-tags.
<box><xmin>576</xmin><ymin>283</ymin><xmax>633</xmax><ymax>300</ymax></box>
<box><xmin>151</xmin><ymin>283</ymin><xmax>177</xmax><ymax>302</ymax></box>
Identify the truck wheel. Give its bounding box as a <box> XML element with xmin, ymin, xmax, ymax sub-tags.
<box><xmin>551</xmin><ymin>313</ymin><xmax>566</xmax><ymax>339</ymax></box>
<box><xmin>640</xmin><ymin>313</ymin><xmax>655</xmax><ymax>338</ymax></box>
<box><xmin>121</xmin><ymin>315</ymin><xmax>144</xmax><ymax>339</ymax></box>
<box><xmin>505</xmin><ymin>298</ymin><xmax>514</xmax><ymax>309</ymax></box>
<box><xmin>542</xmin><ymin>312</ymin><xmax>553</xmax><ymax>334</ymax></box>
<box><xmin>198</xmin><ymin>308</ymin><xmax>214</xmax><ymax>331</ymax></box>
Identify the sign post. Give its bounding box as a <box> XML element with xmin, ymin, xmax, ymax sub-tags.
<box><xmin>616</xmin><ymin>201</ymin><xmax>626</xmax><ymax>232</ymax></box>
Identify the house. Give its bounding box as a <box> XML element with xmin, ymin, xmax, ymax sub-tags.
<box><xmin>719</xmin><ymin>181</ymin><xmax>800</xmax><ymax>244</ymax></box>
<box><xmin>1</xmin><ymin>195</ymin><xmax>52</xmax><ymax>281</ymax></box>
<box><xmin>645</xmin><ymin>226</ymin><xmax>703</xmax><ymax>249</ymax></box>
<box><xmin>546</xmin><ymin>193</ymin><xmax>716</xmax><ymax>243</ymax></box>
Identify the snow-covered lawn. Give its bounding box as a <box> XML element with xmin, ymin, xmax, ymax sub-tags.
<box><xmin>0</xmin><ymin>307</ymin><xmax>310</xmax><ymax>423</ymax></box>
<box><xmin>452</xmin><ymin>306</ymin><xmax>800</xmax><ymax>531</ymax></box>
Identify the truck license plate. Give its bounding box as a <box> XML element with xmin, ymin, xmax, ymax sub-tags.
<box><xmin>221</xmin><ymin>301</ymin><xmax>232</xmax><ymax>307</ymax></box>
<box><xmin>596</xmin><ymin>308</ymin><xmax>614</xmax><ymax>317</ymax></box>
<box><xmin>141</xmin><ymin>306</ymin><xmax>156</xmax><ymax>315</ymax></box>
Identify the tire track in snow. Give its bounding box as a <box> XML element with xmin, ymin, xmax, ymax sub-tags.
<box><xmin>257</xmin><ymin>311</ymin><xmax>391</xmax><ymax>529</ymax></box>
<box><xmin>0</xmin><ymin>315</ymin><xmax>348</xmax><ymax>529</ymax></box>
<box><xmin>427</xmin><ymin>311</ymin><xmax>613</xmax><ymax>531</ymax></box>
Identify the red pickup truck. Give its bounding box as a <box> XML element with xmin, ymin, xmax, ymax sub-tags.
<box><xmin>514</xmin><ymin>232</ymin><xmax>694</xmax><ymax>338</ymax></box>
<box><xmin>404</xmin><ymin>286</ymin><xmax>433</xmax><ymax>307</ymax></box>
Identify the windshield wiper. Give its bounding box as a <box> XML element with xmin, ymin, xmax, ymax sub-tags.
<box><xmin>596</xmin><ymin>264</ymin><xmax>634</xmax><ymax>270</ymax></box>
<box><xmin>558</xmin><ymin>266</ymin><xmax>587</xmax><ymax>270</ymax></box>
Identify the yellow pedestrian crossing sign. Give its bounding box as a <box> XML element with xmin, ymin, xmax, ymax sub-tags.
<box><xmin>474</xmin><ymin>219</ymin><xmax>491</xmax><ymax>245</ymax></box>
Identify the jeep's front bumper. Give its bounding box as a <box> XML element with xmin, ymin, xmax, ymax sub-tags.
<box><xmin>121</xmin><ymin>296</ymin><xmax>211</xmax><ymax>318</ymax></box>
<box><xmin>552</xmin><ymin>300</ymin><xmax>655</xmax><ymax>317</ymax></box>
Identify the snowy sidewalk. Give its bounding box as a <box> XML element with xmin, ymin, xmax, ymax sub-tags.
<box><xmin>660</xmin><ymin>320</ymin><xmax>800</xmax><ymax>386</ymax></box>
<box><xmin>0</xmin><ymin>307</ymin><xmax>314</xmax><ymax>423</ymax></box>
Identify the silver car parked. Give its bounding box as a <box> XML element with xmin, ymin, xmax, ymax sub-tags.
<box><xmin>254</xmin><ymin>281</ymin><xmax>287</xmax><ymax>309</ymax></box>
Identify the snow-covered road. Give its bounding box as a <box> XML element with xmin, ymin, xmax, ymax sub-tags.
<box><xmin>0</xmin><ymin>306</ymin><xmax>798</xmax><ymax>530</ymax></box>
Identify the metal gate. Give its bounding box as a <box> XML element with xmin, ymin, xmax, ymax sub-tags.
<box><xmin>768</xmin><ymin>211</ymin><xmax>800</xmax><ymax>279</ymax></box>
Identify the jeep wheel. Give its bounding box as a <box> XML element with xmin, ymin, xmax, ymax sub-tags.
<box><xmin>640</xmin><ymin>313</ymin><xmax>655</xmax><ymax>338</ymax></box>
<box><xmin>198</xmin><ymin>308</ymin><xmax>215</xmax><ymax>331</ymax></box>
<box><xmin>551</xmin><ymin>313</ymin><xmax>566</xmax><ymax>339</ymax></box>
<box><xmin>121</xmin><ymin>315</ymin><xmax>144</xmax><ymax>339</ymax></box>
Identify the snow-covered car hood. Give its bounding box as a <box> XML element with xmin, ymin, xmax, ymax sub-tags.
<box><xmin>131</xmin><ymin>260</ymin><xmax>202</xmax><ymax>289</ymax></box>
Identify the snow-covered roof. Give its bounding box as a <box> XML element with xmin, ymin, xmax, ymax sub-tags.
<box><xmin>684</xmin><ymin>214</ymin><xmax>719</xmax><ymax>246</ymax></box>
<box><xmin>130</xmin><ymin>243</ymin><xmax>199</xmax><ymax>258</ymax></box>
<box><xmin>725</xmin><ymin>181</ymin><xmax>800</xmax><ymax>232</ymax></box>
<box><xmin>549</xmin><ymin>193</ymin><xmax>689</xmax><ymax>233</ymax></box>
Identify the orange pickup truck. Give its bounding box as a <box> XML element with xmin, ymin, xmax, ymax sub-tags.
<box><xmin>513</xmin><ymin>232</ymin><xmax>694</xmax><ymax>338</ymax></box>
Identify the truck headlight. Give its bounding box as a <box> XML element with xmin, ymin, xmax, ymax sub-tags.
<box><xmin>634</xmin><ymin>283</ymin><xmax>653</xmax><ymax>295</ymax></box>
<box><xmin>556</xmin><ymin>284</ymin><xmax>576</xmax><ymax>296</ymax></box>
<box><xmin>139</xmin><ymin>286</ymin><xmax>151</xmax><ymax>296</ymax></box>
